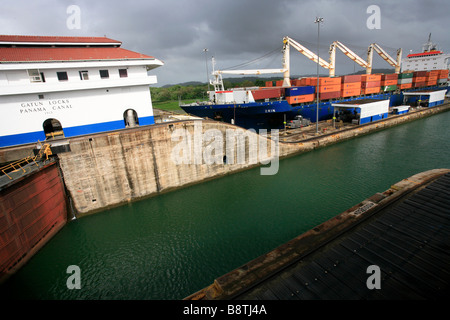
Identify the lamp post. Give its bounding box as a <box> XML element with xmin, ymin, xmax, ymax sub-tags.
<box><xmin>315</xmin><ymin>17</ymin><xmax>323</xmax><ymax>134</ymax></box>
<box><xmin>203</xmin><ymin>48</ymin><xmax>210</xmax><ymax>91</ymax></box>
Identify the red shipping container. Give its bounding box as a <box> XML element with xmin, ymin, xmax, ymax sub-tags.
<box><xmin>413</xmin><ymin>71</ymin><xmax>427</xmax><ymax>77</ymax></box>
<box><xmin>381</xmin><ymin>74</ymin><xmax>398</xmax><ymax>81</ymax></box>
<box><xmin>251</xmin><ymin>88</ymin><xmax>283</xmax><ymax>100</ymax></box>
<box><xmin>265</xmin><ymin>81</ymin><xmax>273</xmax><ymax>87</ymax></box>
<box><xmin>319</xmin><ymin>91</ymin><xmax>341</xmax><ymax>100</ymax></box>
<box><xmin>341</xmin><ymin>75</ymin><xmax>362</xmax><ymax>83</ymax></box>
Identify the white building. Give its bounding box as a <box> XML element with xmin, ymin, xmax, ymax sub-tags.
<box><xmin>0</xmin><ymin>35</ymin><xmax>164</xmax><ymax>147</ymax></box>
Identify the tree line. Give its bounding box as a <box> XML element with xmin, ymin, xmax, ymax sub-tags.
<box><xmin>150</xmin><ymin>78</ymin><xmax>268</xmax><ymax>102</ymax></box>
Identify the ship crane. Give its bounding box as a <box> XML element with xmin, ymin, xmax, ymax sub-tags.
<box><xmin>367</xmin><ymin>43</ymin><xmax>402</xmax><ymax>74</ymax></box>
<box><xmin>329</xmin><ymin>41</ymin><xmax>370</xmax><ymax>77</ymax></box>
<box><xmin>210</xmin><ymin>56</ymin><xmax>287</xmax><ymax>91</ymax></box>
<box><xmin>282</xmin><ymin>36</ymin><xmax>332</xmax><ymax>86</ymax></box>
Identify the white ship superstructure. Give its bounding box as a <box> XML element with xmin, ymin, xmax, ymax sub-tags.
<box><xmin>0</xmin><ymin>35</ymin><xmax>163</xmax><ymax>147</ymax></box>
<box><xmin>401</xmin><ymin>34</ymin><xmax>450</xmax><ymax>72</ymax></box>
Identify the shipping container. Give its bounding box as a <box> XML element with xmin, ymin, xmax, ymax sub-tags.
<box><xmin>251</xmin><ymin>88</ymin><xmax>284</xmax><ymax>100</ymax></box>
<box><xmin>398</xmin><ymin>83</ymin><xmax>412</xmax><ymax>89</ymax></box>
<box><xmin>413</xmin><ymin>76</ymin><xmax>427</xmax><ymax>82</ymax></box>
<box><xmin>381</xmin><ymin>79</ymin><xmax>398</xmax><ymax>86</ymax></box>
<box><xmin>341</xmin><ymin>75</ymin><xmax>362</xmax><ymax>83</ymax></box>
<box><xmin>265</xmin><ymin>81</ymin><xmax>273</xmax><ymax>87</ymax></box>
<box><xmin>413</xmin><ymin>71</ymin><xmax>427</xmax><ymax>77</ymax></box>
<box><xmin>381</xmin><ymin>85</ymin><xmax>397</xmax><ymax>91</ymax></box>
<box><xmin>398</xmin><ymin>78</ymin><xmax>413</xmax><ymax>84</ymax></box>
<box><xmin>286</xmin><ymin>94</ymin><xmax>315</xmax><ymax>104</ymax></box>
<box><xmin>381</xmin><ymin>74</ymin><xmax>398</xmax><ymax>81</ymax></box>
<box><xmin>438</xmin><ymin>69</ymin><xmax>449</xmax><ymax>79</ymax></box>
<box><xmin>341</xmin><ymin>88</ymin><xmax>361</xmax><ymax>97</ymax></box>
<box><xmin>361</xmin><ymin>87</ymin><xmax>381</xmax><ymax>94</ymax></box>
<box><xmin>361</xmin><ymin>80</ymin><xmax>381</xmax><ymax>88</ymax></box>
<box><xmin>319</xmin><ymin>91</ymin><xmax>341</xmax><ymax>100</ymax></box>
<box><xmin>285</xmin><ymin>86</ymin><xmax>315</xmax><ymax>96</ymax></box>
<box><xmin>398</xmin><ymin>72</ymin><xmax>414</xmax><ymax>79</ymax></box>
<box><xmin>308</xmin><ymin>77</ymin><xmax>341</xmax><ymax>86</ymax></box>
<box><xmin>341</xmin><ymin>82</ymin><xmax>362</xmax><ymax>90</ymax></box>
<box><xmin>318</xmin><ymin>84</ymin><xmax>341</xmax><ymax>93</ymax></box>
<box><xmin>361</xmin><ymin>74</ymin><xmax>382</xmax><ymax>82</ymax></box>
<box><xmin>412</xmin><ymin>81</ymin><xmax>426</xmax><ymax>87</ymax></box>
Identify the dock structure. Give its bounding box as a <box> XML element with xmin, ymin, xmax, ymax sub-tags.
<box><xmin>186</xmin><ymin>168</ymin><xmax>450</xmax><ymax>300</ymax></box>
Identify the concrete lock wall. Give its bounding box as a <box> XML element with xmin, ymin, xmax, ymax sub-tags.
<box><xmin>58</xmin><ymin>120</ymin><xmax>299</xmax><ymax>215</ymax></box>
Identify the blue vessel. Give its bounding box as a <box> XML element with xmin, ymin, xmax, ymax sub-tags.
<box><xmin>180</xmin><ymin>86</ymin><xmax>446</xmax><ymax>130</ymax></box>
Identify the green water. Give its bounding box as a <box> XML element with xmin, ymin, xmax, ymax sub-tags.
<box><xmin>1</xmin><ymin>111</ymin><xmax>450</xmax><ymax>300</ymax></box>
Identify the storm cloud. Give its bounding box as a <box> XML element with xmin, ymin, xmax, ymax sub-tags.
<box><xmin>1</xmin><ymin>0</ymin><xmax>448</xmax><ymax>86</ymax></box>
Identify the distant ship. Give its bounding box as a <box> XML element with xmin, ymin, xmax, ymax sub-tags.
<box><xmin>181</xmin><ymin>35</ymin><xmax>449</xmax><ymax>129</ymax></box>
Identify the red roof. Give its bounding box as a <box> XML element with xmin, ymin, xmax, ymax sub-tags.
<box><xmin>0</xmin><ymin>35</ymin><xmax>121</xmax><ymax>44</ymax></box>
<box><xmin>0</xmin><ymin>47</ymin><xmax>155</xmax><ymax>62</ymax></box>
<box><xmin>407</xmin><ymin>50</ymin><xmax>443</xmax><ymax>58</ymax></box>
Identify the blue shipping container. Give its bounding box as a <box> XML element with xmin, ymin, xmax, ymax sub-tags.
<box><xmin>285</xmin><ymin>86</ymin><xmax>315</xmax><ymax>97</ymax></box>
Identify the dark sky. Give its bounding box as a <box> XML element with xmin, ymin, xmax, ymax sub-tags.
<box><xmin>2</xmin><ymin>0</ymin><xmax>449</xmax><ymax>86</ymax></box>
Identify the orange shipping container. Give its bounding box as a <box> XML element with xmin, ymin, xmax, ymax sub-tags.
<box><xmin>381</xmin><ymin>79</ymin><xmax>398</xmax><ymax>86</ymax></box>
<box><xmin>438</xmin><ymin>69</ymin><xmax>449</xmax><ymax>79</ymax></box>
<box><xmin>341</xmin><ymin>82</ymin><xmax>361</xmax><ymax>90</ymax></box>
<box><xmin>319</xmin><ymin>84</ymin><xmax>341</xmax><ymax>93</ymax></box>
<box><xmin>286</xmin><ymin>94</ymin><xmax>315</xmax><ymax>104</ymax></box>
<box><xmin>308</xmin><ymin>77</ymin><xmax>341</xmax><ymax>86</ymax></box>
<box><xmin>413</xmin><ymin>76</ymin><xmax>426</xmax><ymax>82</ymax></box>
<box><xmin>265</xmin><ymin>81</ymin><xmax>273</xmax><ymax>87</ymax></box>
<box><xmin>426</xmin><ymin>75</ymin><xmax>438</xmax><ymax>81</ymax></box>
<box><xmin>362</xmin><ymin>87</ymin><xmax>380</xmax><ymax>94</ymax></box>
<box><xmin>428</xmin><ymin>70</ymin><xmax>440</xmax><ymax>76</ymax></box>
<box><xmin>341</xmin><ymin>88</ymin><xmax>361</xmax><ymax>97</ymax></box>
<box><xmin>398</xmin><ymin>83</ymin><xmax>412</xmax><ymax>89</ymax></box>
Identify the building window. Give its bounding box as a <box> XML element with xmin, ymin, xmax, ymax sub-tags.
<box><xmin>38</xmin><ymin>94</ymin><xmax>44</xmax><ymax>99</ymax></box>
<box><xmin>99</xmin><ymin>70</ymin><xmax>109</xmax><ymax>79</ymax></box>
<box><xmin>28</xmin><ymin>69</ymin><xmax>43</xmax><ymax>83</ymax></box>
<box><xmin>79</xmin><ymin>70</ymin><xmax>89</xmax><ymax>80</ymax></box>
<box><xmin>119</xmin><ymin>69</ymin><xmax>128</xmax><ymax>78</ymax></box>
<box><xmin>57</xmin><ymin>71</ymin><xmax>68</xmax><ymax>81</ymax></box>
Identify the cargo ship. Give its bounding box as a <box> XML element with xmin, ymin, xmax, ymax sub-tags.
<box><xmin>180</xmin><ymin>36</ymin><xmax>450</xmax><ymax>129</ymax></box>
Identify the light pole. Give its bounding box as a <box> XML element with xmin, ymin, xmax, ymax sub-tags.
<box><xmin>315</xmin><ymin>17</ymin><xmax>323</xmax><ymax>134</ymax></box>
<box><xmin>203</xmin><ymin>48</ymin><xmax>211</xmax><ymax>91</ymax></box>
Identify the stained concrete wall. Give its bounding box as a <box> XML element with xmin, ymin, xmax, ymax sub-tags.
<box><xmin>58</xmin><ymin>120</ymin><xmax>299</xmax><ymax>215</ymax></box>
